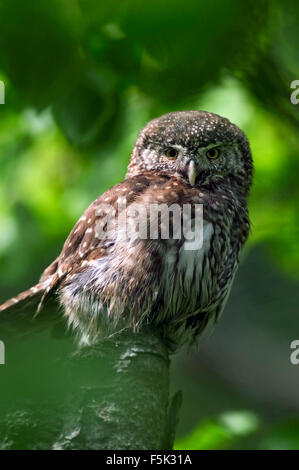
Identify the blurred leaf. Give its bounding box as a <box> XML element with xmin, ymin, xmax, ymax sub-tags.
<box><xmin>0</xmin><ymin>0</ymin><xmax>83</xmax><ymax>107</ymax></box>
<box><xmin>174</xmin><ymin>411</ymin><xmax>259</xmax><ymax>450</ymax></box>
<box><xmin>52</xmin><ymin>65</ymin><xmax>120</xmax><ymax>147</ymax></box>
<box><xmin>262</xmin><ymin>420</ymin><xmax>299</xmax><ymax>450</ymax></box>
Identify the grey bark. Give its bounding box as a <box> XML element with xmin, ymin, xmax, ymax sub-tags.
<box><xmin>53</xmin><ymin>327</ymin><xmax>181</xmax><ymax>450</ymax></box>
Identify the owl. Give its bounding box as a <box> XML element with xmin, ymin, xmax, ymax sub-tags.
<box><xmin>0</xmin><ymin>111</ymin><xmax>253</xmax><ymax>347</ymax></box>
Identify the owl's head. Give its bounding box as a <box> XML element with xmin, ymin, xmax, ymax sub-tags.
<box><xmin>127</xmin><ymin>111</ymin><xmax>253</xmax><ymax>196</ymax></box>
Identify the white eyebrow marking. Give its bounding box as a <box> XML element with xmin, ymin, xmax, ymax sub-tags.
<box><xmin>169</xmin><ymin>144</ymin><xmax>186</xmax><ymax>151</ymax></box>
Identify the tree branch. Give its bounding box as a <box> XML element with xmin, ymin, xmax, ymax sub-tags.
<box><xmin>0</xmin><ymin>325</ymin><xmax>182</xmax><ymax>450</ymax></box>
<box><xmin>55</xmin><ymin>327</ymin><xmax>178</xmax><ymax>450</ymax></box>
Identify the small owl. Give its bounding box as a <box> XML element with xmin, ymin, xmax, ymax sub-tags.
<box><xmin>0</xmin><ymin>111</ymin><xmax>253</xmax><ymax>347</ymax></box>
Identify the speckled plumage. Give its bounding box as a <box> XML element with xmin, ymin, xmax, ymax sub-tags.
<box><xmin>0</xmin><ymin>111</ymin><xmax>253</xmax><ymax>347</ymax></box>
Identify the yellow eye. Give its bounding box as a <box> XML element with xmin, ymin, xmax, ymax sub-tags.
<box><xmin>206</xmin><ymin>148</ymin><xmax>220</xmax><ymax>159</ymax></box>
<box><xmin>166</xmin><ymin>148</ymin><xmax>178</xmax><ymax>159</ymax></box>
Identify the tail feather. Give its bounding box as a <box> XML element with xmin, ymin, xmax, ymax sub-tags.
<box><xmin>0</xmin><ymin>281</ymin><xmax>49</xmax><ymax>316</ymax></box>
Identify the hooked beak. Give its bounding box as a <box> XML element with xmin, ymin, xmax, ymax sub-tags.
<box><xmin>187</xmin><ymin>160</ymin><xmax>197</xmax><ymax>186</ymax></box>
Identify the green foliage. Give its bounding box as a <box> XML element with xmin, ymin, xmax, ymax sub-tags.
<box><xmin>175</xmin><ymin>413</ymin><xmax>299</xmax><ymax>450</ymax></box>
<box><xmin>0</xmin><ymin>0</ymin><xmax>297</xmax><ymax>282</ymax></box>
<box><xmin>175</xmin><ymin>411</ymin><xmax>259</xmax><ymax>450</ymax></box>
<box><xmin>0</xmin><ymin>0</ymin><xmax>298</xmax><ymax>450</ymax></box>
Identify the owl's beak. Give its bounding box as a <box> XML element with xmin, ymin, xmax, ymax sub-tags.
<box><xmin>187</xmin><ymin>160</ymin><xmax>197</xmax><ymax>186</ymax></box>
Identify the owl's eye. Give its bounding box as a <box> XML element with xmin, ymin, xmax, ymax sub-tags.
<box><xmin>206</xmin><ymin>148</ymin><xmax>220</xmax><ymax>159</ymax></box>
<box><xmin>166</xmin><ymin>148</ymin><xmax>178</xmax><ymax>159</ymax></box>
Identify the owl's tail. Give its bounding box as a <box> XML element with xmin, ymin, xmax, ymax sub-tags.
<box><xmin>0</xmin><ymin>280</ymin><xmax>50</xmax><ymax>316</ymax></box>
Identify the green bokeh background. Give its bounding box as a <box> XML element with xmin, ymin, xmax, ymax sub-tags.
<box><xmin>0</xmin><ymin>0</ymin><xmax>299</xmax><ymax>449</ymax></box>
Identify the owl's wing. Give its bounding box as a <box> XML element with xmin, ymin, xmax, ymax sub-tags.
<box><xmin>0</xmin><ymin>281</ymin><xmax>50</xmax><ymax>316</ymax></box>
<box><xmin>0</xmin><ymin>175</ymin><xmax>152</xmax><ymax>319</ymax></box>
<box><xmin>37</xmin><ymin>175</ymin><xmax>152</xmax><ymax>309</ymax></box>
